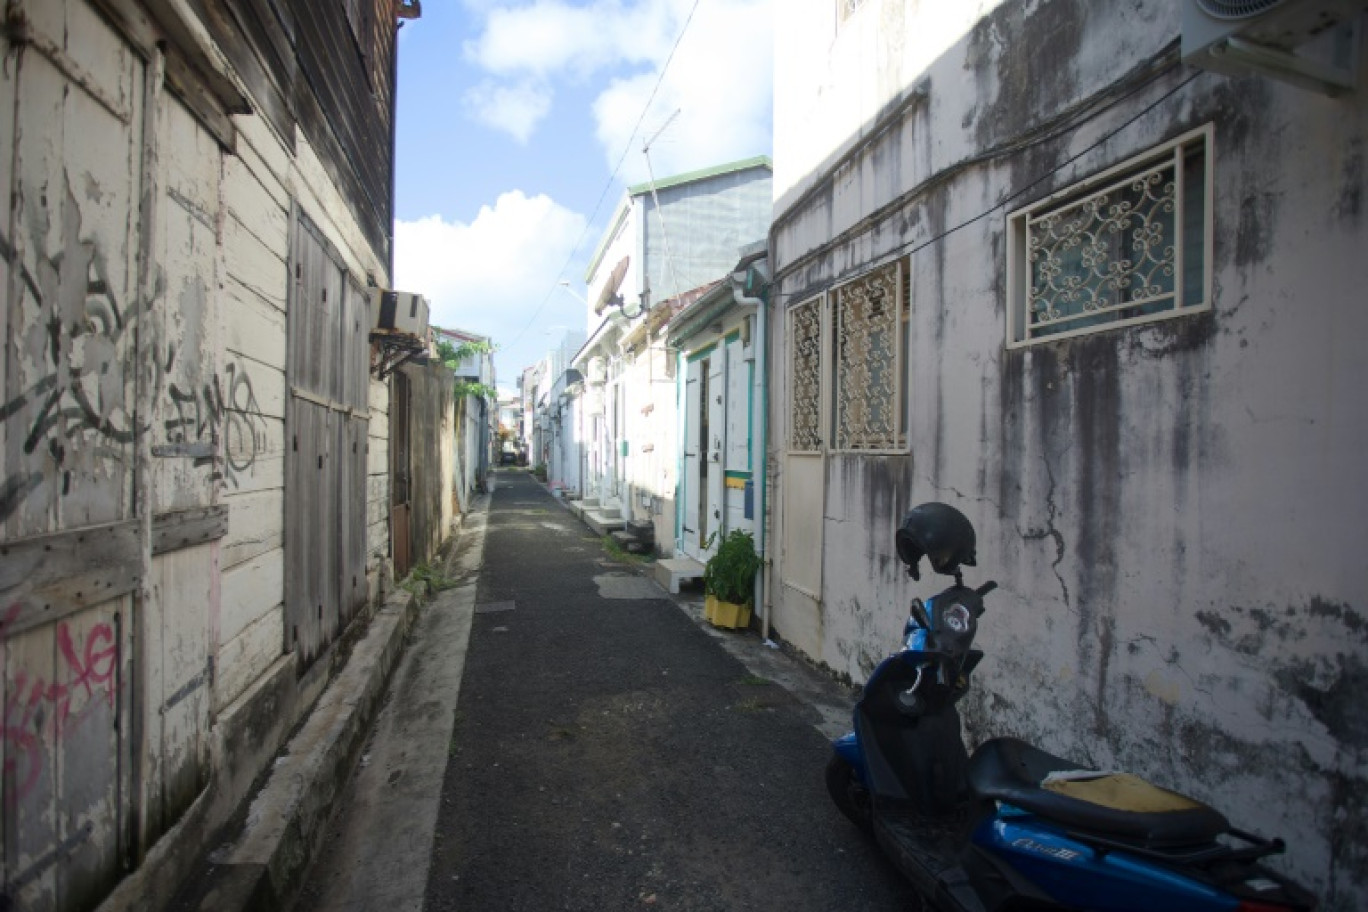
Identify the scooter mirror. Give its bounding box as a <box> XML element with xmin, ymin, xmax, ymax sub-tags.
<box><xmin>909</xmin><ymin>598</ymin><xmax>931</xmax><ymax>630</ymax></box>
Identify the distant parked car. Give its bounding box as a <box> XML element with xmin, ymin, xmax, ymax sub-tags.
<box><xmin>499</xmin><ymin>450</ymin><xmax>518</xmax><ymax>465</ymax></box>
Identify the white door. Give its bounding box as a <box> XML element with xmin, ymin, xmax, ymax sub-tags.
<box><xmin>682</xmin><ymin>359</ymin><xmax>702</xmax><ymax>556</ymax></box>
<box><xmin>703</xmin><ymin>353</ymin><xmax>726</xmax><ymax>558</ymax></box>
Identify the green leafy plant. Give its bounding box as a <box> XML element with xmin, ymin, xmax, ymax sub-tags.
<box><xmin>601</xmin><ymin>534</ymin><xmax>653</xmax><ymax>565</ymax></box>
<box><xmin>400</xmin><ymin>561</ymin><xmax>457</xmax><ymax>596</ymax></box>
<box><xmin>531</xmin><ymin>463</ymin><xmax>547</xmax><ymax>481</ymax></box>
<box><xmin>436</xmin><ymin>337</ymin><xmax>498</xmax><ymax>400</ymax></box>
<box><xmin>703</xmin><ymin>529</ymin><xmax>761</xmax><ymax>605</ymax></box>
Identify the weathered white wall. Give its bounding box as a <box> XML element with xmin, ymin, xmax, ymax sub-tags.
<box><xmin>620</xmin><ymin>335</ymin><xmax>677</xmax><ymax>547</ymax></box>
<box><xmin>771</xmin><ymin>0</ymin><xmax>1367</xmax><ymax>906</ymax></box>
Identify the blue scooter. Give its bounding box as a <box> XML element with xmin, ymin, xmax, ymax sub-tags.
<box><xmin>826</xmin><ymin>503</ymin><xmax>1316</xmax><ymax>912</ymax></box>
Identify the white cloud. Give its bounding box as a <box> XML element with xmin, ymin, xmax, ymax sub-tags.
<box><xmin>462</xmin><ymin>0</ymin><xmax>773</xmax><ymax>171</ymax></box>
<box><xmin>593</xmin><ymin>0</ymin><xmax>773</xmax><ymax>183</ymax></box>
<box><xmin>394</xmin><ymin>192</ymin><xmax>589</xmax><ymax>382</ymax></box>
<box><xmin>464</xmin><ymin>79</ymin><xmax>554</xmax><ymax>143</ymax></box>
<box><xmin>467</xmin><ymin>0</ymin><xmax>672</xmax><ymax>78</ymax></box>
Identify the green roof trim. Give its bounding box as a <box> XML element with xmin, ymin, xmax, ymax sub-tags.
<box><xmin>583</xmin><ymin>197</ymin><xmax>633</xmax><ymax>283</ymax></box>
<box><xmin>627</xmin><ymin>155</ymin><xmax>772</xmax><ymax>197</ymax></box>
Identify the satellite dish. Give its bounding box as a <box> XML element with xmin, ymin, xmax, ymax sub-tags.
<box><xmin>594</xmin><ymin>256</ymin><xmax>630</xmax><ymax>315</ymax></box>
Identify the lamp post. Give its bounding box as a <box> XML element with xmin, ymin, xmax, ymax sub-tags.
<box><xmin>557</xmin><ymin>280</ymin><xmax>589</xmax><ymax>306</ymax></box>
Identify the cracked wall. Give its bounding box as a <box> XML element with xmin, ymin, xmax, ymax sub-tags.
<box><xmin>771</xmin><ymin>0</ymin><xmax>1368</xmax><ymax>906</ymax></box>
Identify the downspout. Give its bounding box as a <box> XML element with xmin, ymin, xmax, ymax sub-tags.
<box><xmin>728</xmin><ymin>268</ymin><xmax>768</xmax><ymax>638</ymax></box>
<box><xmin>675</xmin><ymin>346</ymin><xmax>685</xmax><ymax>555</ymax></box>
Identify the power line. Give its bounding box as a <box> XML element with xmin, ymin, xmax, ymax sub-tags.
<box><xmin>773</xmin><ymin>69</ymin><xmax>1202</xmax><ymax>301</ymax></box>
<box><xmin>506</xmin><ymin>0</ymin><xmax>704</xmax><ymax>351</ymax></box>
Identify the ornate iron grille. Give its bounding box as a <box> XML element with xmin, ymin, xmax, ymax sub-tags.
<box><xmin>834</xmin><ymin>262</ymin><xmax>905</xmax><ymax>451</ymax></box>
<box><xmin>789</xmin><ymin>298</ymin><xmax>823</xmax><ymax>451</ymax></box>
<box><xmin>1026</xmin><ymin>156</ymin><xmax>1179</xmax><ymax>338</ymax></box>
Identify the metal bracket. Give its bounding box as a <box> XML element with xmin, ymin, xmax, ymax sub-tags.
<box><xmin>370</xmin><ymin>330</ymin><xmax>428</xmax><ymax>380</ymax></box>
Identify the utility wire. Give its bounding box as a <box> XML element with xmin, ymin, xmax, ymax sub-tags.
<box><xmin>773</xmin><ymin>68</ymin><xmax>1202</xmax><ymax>301</ymax></box>
<box><xmin>506</xmin><ymin>0</ymin><xmax>704</xmax><ymax>350</ymax></box>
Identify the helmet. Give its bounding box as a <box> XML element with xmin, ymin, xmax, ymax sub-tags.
<box><xmin>895</xmin><ymin>502</ymin><xmax>977</xmax><ymax>580</ymax></box>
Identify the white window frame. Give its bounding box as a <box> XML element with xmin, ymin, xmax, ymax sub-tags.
<box><xmin>1006</xmin><ymin>124</ymin><xmax>1214</xmax><ymax>349</ymax></box>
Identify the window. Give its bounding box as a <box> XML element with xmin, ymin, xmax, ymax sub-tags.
<box><xmin>787</xmin><ymin>260</ymin><xmax>910</xmax><ymax>454</ymax></box>
<box><xmin>789</xmin><ymin>296</ymin><xmax>824</xmax><ymax>452</ymax></box>
<box><xmin>833</xmin><ymin>260</ymin><xmax>908</xmax><ymax>451</ymax></box>
<box><xmin>1007</xmin><ymin>125</ymin><xmax>1213</xmax><ymax>347</ymax></box>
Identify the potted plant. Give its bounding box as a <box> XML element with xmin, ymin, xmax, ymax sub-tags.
<box><xmin>702</xmin><ymin>529</ymin><xmax>762</xmax><ymax>629</ymax></box>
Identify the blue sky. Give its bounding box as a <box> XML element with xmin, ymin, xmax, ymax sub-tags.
<box><xmin>392</xmin><ymin>0</ymin><xmax>774</xmax><ymax>389</ymax></box>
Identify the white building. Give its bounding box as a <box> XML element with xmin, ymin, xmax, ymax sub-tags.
<box><xmin>768</xmin><ymin>2</ymin><xmax>1368</xmax><ymax>905</ymax></box>
<box><xmin>569</xmin><ymin>158</ymin><xmax>772</xmax><ymax>554</ymax></box>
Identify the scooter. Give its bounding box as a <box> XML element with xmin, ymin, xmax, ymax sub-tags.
<box><xmin>826</xmin><ymin>502</ymin><xmax>1316</xmax><ymax>912</ymax></box>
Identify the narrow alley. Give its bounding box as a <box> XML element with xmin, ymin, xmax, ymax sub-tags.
<box><xmin>295</xmin><ymin>470</ymin><xmax>916</xmax><ymax>912</ymax></box>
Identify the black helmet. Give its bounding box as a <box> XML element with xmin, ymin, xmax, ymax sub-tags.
<box><xmin>895</xmin><ymin>502</ymin><xmax>977</xmax><ymax>580</ymax></box>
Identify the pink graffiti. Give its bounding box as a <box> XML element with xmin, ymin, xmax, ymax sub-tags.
<box><xmin>2</xmin><ymin>603</ymin><xmax>119</xmax><ymax>804</ymax></box>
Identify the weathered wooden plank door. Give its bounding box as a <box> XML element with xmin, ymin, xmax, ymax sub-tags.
<box><xmin>389</xmin><ymin>371</ymin><xmax>412</xmax><ymax>579</ymax></box>
<box><xmin>285</xmin><ymin>211</ymin><xmax>369</xmax><ymax>664</ymax></box>
<box><xmin>1</xmin><ymin>3</ymin><xmax>146</xmax><ymax>908</ymax></box>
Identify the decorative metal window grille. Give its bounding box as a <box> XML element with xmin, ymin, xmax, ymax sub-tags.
<box><xmin>834</xmin><ymin>261</ymin><xmax>907</xmax><ymax>451</ymax></box>
<box><xmin>1007</xmin><ymin>126</ymin><xmax>1212</xmax><ymax>347</ymax></box>
<box><xmin>789</xmin><ymin>297</ymin><xmax>823</xmax><ymax>452</ymax></box>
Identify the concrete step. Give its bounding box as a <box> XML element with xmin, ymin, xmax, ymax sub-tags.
<box><xmin>610</xmin><ymin>530</ymin><xmax>652</xmax><ymax>554</ymax></box>
<box><xmin>651</xmin><ymin>556</ymin><xmax>705</xmax><ymax>595</ymax></box>
<box><xmin>582</xmin><ymin>510</ymin><xmax>626</xmax><ymax>536</ymax></box>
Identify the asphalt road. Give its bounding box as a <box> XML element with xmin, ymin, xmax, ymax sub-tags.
<box><xmin>300</xmin><ymin>469</ymin><xmax>917</xmax><ymax>911</ymax></box>
<box><xmin>426</xmin><ymin>471</ymin><xmax>915</xmax><ymax>912</ymax></box>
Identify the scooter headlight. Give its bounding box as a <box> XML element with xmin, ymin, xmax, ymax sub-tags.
<box><xmin>943</xmin><ymin>603</ymin><xmax>971</xmax><ymax>634</ymax></box>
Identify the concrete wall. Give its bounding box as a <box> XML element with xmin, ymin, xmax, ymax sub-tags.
<box><xmin>770</xmin><ymin>0</ymin><xmax>1367</xmax><ymax>906</ymax></box>
<box><xmin>0</xmin><ymin>1</ymin><xmax>395</xmax><ymax>908</ymax></box>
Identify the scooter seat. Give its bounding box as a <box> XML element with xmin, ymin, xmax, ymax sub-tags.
<box><xmin>967</xmin><ymin>737</ymin><xmax>1230</xmax><ymax>849</ymax></box>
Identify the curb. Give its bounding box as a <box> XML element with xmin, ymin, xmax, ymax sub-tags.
<box><xmin>179</xmin><ymin>586</ymin><xmax>421</xmax><ymax>912</ymax></box>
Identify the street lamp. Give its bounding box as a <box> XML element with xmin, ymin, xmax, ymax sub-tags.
<box><xmin>560</xmin><ymin>280</ymin><xmax>642</xmax><ymax>320</ymax></box>
<box><xmin>557</xmin><ymin>280</ymin><xmax>588</xmax><ymax>305</ymax></box>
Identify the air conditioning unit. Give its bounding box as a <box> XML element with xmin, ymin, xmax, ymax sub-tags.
<box><xmin>369</xmin><ymin>288</ymin><xmax>429</xmax><ymax>337</ymax></box>
<box><xmin>1182</xmin><ymin>0</ymin><xmax>1365</xmax><ymax>95</ymax></box>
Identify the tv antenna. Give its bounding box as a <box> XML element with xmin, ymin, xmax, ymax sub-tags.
<box><xmin>642</xmin><ymin>109</ymin><xmax>683</xmax><ymax>303</ymax></box>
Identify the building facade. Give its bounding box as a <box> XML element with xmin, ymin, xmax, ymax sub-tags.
<box><xmin>768</xmin><ymin>1</ymin><xmax>1367</xmax><ymax>906</ymax></box>
<box><xmin>0</xmin><ymin>1</ymin><xmax>408</xmax><ymax>908</ymax></box>
<box><xmin>570</xmin><ymin>158</ymin><xmax>772</xmax><ymax>554</ymax></box>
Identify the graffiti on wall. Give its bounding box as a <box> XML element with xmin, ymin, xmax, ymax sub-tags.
<box><xmin>0</xmin><ymin>603</ymin><xmax>119</xmax><ymax>806</ymax></box>
<box><xmin>155</xmin><ymin>357</ymin><xmax>267</xmax><ymax>488</ymax></box>
<box><xmin>0</xmin><ymin>198</ymin><xmax>268</xmax><ymax>524</ymax></box>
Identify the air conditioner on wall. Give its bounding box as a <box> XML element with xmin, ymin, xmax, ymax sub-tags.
<box><xmin>369</xmin><ymin>288</ymin><xmax>430</xmax><ymax>337</ymax></box>
<box><xmin>1181</xmin><ymin>0</ymin><xmax>1366</xmax><ymax>95</ymax></box>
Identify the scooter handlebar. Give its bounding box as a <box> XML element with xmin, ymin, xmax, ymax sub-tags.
<box><xmin>975</xmin><ymin>581</ymin><xmax>997</xmax><ymax>598</ymax></box>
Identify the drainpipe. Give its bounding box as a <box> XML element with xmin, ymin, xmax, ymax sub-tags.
<box><xmin>729</xmin><ymin>268</ymin><xmax>768</xmax><ymax>639</ymax></box>
<box><xmin>675</xmin><ymin>346</ymin><xmax>686</xmax><ymax>555</ymax></box>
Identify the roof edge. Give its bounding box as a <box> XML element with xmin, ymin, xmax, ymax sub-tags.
<box><xmin>627</xmin><ymin>155</ymin><xmax>773</xmax><ymax>197</ymax></box>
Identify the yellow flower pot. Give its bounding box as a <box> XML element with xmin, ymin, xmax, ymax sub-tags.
<box><xmin>705</xmin><ymin>595</ymin><xmax>752</xmax><ymax>630</ymax></box>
